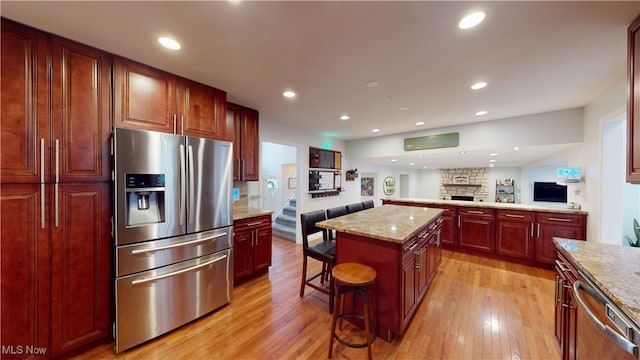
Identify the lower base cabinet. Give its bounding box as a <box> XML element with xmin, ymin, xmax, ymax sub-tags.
<box><xmin>555</xmin><ymin>250</ymin><xmax>579</xmax><ymax>360</ymax></box>
<box><xmin>1</xmin><ymin>183</ymin><xmax>112</xmax><ymax>359</ymax></box>
<box><xmin>233</xmin><ymin>214</ymin><xmax>272</xmax><ymax>282</ymax></box>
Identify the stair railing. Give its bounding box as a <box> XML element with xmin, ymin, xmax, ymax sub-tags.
<box><xmin>272</xmin><ymin>176</ymin><xmax>296</xmax><ymax>221</ymax></box>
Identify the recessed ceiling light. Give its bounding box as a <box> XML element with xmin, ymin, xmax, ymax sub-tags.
<box><xmin>513</xmin><ymin>146</ymin><xmax>520</xmax><ymax>151</ymax></box>
<box><xmin>423</xmin><ymin>165</ymin><xmax>429</xmax><ymax>169</ymax></box>
<box><xmin>459</xmin><ymin>151</ymin><xmax>466</xmax><ymax>155</ymax></box>
<box><xmin>366</xmin><ymin>81</ymin><xmax>379</xmax><ymax>88</ymax></box>
<box><xmin>418</xmin><ymin>154</ymin><xmax>423</xmax><ymax>157</ymax></box>
<box><xmin>489</xmin><ymin>159</ymin><xmax>496</xmax><ymax>163</ymax></box>
<box><xmin>475</xmin><ymin>110</ymin><xmax>488</xmax><ymax>116</ymax></box>
<box><xmin>282</xmin><ymin>91</ymin><xmax>296</xmax><ymax>98</ymax></box>
<box><xmin>489</xmin><ymin>153</ymin><xmax>498</xmax><ymax>156</ymax></box>
<box><xmin>488</xmin><ymin>164</ymin><xmax>495</xmax><ymax>168</ymax></box>
<box><xmin>158</xmin><ymin>37</ymin><xmax>181</xmax><ymax>50</ymax></box>
<box><xmin>470</xmin><ymin>82</ymin><xmax>487</xmax><ymax>90</ymax></box>
<box><xmin>459</xmin><ymin>11</ymin><xmax>486</xmax><ymax>29</ymax></box>
<box><xmin>409</xmin><ymin>163</ymin><xmax>415</xmax><ymax>166</ymax></box>
<box><xmin>384</xmin><ymin>96</ymin><xmax>396</xmax><ymax>102</ymax></box>
<box><xmin>372</xmin><ymin>128</ymin><xmax>380</xmax><ymax>133</ymax></box>
<box><xmin>400</xmin><ymin>106</ymin><xmax>409</xmax><ymax>111</ymax></box>
<box><xmin>340</xmin><ymin>115</ymin><xmax>350</xmax><ymax>120</ymax></box>
<box><xmin>391</xmin><ymin>159</ymin><xmax>397</xmax><ymax>162</ymax></box>
<box><xmin>416</xmin><ymin>121</ymin><xmax>425</xmax><ymax>126</ymax></box>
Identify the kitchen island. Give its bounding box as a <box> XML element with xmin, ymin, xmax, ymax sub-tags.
<box><xmin>317</xmin><ymin>204</ymin><xmax>443</xmax><ymax>342</ymax></box>
<box><xmin>553</xmin><ymin>238</ymin><xmax>640</xmax><ymax>359</ymax></box>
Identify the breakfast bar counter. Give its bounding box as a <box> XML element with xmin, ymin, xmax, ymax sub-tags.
<box><xmin>317</xmin><ymin>205</ymin><xmax>443</xmax><ymax>342</ymax></box>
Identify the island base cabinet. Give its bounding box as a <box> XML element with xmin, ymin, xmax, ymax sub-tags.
<box><xmin>555</xmin><ymin>250</ymin><xmax>579</xmax><ymax>360</ymax></box>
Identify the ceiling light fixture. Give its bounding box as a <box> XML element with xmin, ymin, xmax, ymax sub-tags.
<box><xmin>366</xmin><ymin>81</ymin><xmax>379</xmax><ymax>88</ymax></box>
<box><xmin>158</xmin><ymin>37</ymin><xmax>181</xmax><ymax>50</ymax></box>
<box><xmin>459</xmin><ymin>11</ymin><xmax>486</xmax><ymax>29</ymax></box>
<box><xmin>372</xmin><ymin>128</ymin><xmax>380</xmax><ymax>133</ymax></box>
<box><xmin>513</xmin><ymin>146</ymin><xmax>520</xmax><ymax>151</ymax></box>
<box><xmin>470</xmin><ymin>81</ymin><xmax>487</xmax><ymax>90</ymax></box>
<box><xmin>489</xmin><ymin>159</ymin><xmax>496</xmax><ymax>163</ymax></box>
<box><xmin>459</xmin><ymin>151</ymin><xmax>466</xmax><ymax>155</ymax></box>
<box><xmin>475</xmin><ymin>110</ymin><xmax>488</xmax><ymax>116</ymax></box>
<box><xmin>340</xmin><ymin>115</ymin><xmax>350</xmax><ymax>120</ymax></box>
<box><xmin>400</xmin><ymin>106</ymin><xmax>409</xmax><ymax>111</ymax></box>
<box><xmin>282</xmin><ymin>90</ymin><xmax>296</xmax><ymax>98</ymax></box>
<box><xmin>391</xmin><ymin>159</ymin><xmax>397</xmax><ymax>162</ymax></box>
<box><xmin>409</xmin><ymin>163</ymin><xmax>415</xmax><ymax>166</ymax></box>
<box><xmin>416</xmin><ymin>121</ymin><xmax>425</xmax><ymax>126</ymax></box>
<box><xmin>489</xmin><ymin>153</ymin><xmax>498</xmax><ymax>156</ymax></box>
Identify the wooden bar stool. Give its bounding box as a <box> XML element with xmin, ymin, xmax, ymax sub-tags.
<box><xmin>328</xmin><ymin>262</ymin><xmax>377</xmax><ymax>360</ymax></box>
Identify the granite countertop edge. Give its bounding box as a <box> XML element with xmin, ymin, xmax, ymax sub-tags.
<box><xmin>554</xmin><ymin>238</ymin><xmax>640</xmax><ymax>328</ymax></box>
<box><xmin>233</xmin><ymin>207</ymin><xmax>273</xmax><ymax>221</ymax></box>
<box><xmin>317</xmin><ymin>205</ymin><xmax>443</xmax><ymax>244</ymax></box>
<box><xmin>385</xmin><ymin>197</ymin><xmax>588</xmax><ymax>215</ymax></box>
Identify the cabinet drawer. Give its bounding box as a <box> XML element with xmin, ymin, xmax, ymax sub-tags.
<box><xmin>537</xmin><ymin>212</ymin><xmax>584</xmax><ymax>227</ymax></box>
<box><xmin>403</xmin><ymin>237</ymin><xmax>419</xmax><ymax>260</ymax></box>
<box><xmin>234</xmin><ymin>214</ymin><xmax>271</xmax><ymax>230</ymax></box>
<box><xmin>497</xmin><ymin>209</ymin><xmax>535</xmax><ymax>222</ymax></box>
<box><xmin>458</xmin><ymin>207</ymin><xmax>495</xmax><ymax>219</ymax></box>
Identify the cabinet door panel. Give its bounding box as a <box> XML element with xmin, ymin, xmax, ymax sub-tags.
<box><xmin>50</xmin><ymin>183</ymin><xmax>112</xmax><ymax>357</ymax></box>
<box><xmin>458</xmin><ymin>216</ymin><xmax>495</xmax><ymax>253</ymax></box>
<box><xmin>1</xmin><ymin>184</ymin><xmax>49</xmax><ymax>353</ymax></box>
<box><xmin>180</xmin><ymin>79</ymin><xmax>227</xmax><ymax>140</ymax></box>
<box><xmin>496</xmin><ymin>219</ymin><xmax>534</xmax><ymax>259</ymax></box>
<box><xmin>113</xmin><ymin>57</ymin><xmax>176</xmax><ymax>133</ymax></box>
<box><xmin>233</xmin><ymin>228</ymin><xmax>253</xmax><ymax>281</ymax></box>
<box><xmin>536</xmin><ymin>225</ymin><xmax>582</xmax><ymax>264</ymax></box>
<box><xmin>241</xmin><ymin>108</ymin><xmax>259</xmax><ymax>181</ymax></box>
<box><xmin>253</xmin><ymin>226</ymin><xmax>272</xmax><ymax>273</ymax></box>
<box><xmin>1</xmin><ymin>20</ymin><xmax>49</xmax><ymax>184</ymax></box>
<box><xmin>401</xmin><ymin>256</ymin><xmax>417</xmax><ymax>325</ymax></box>
<box><xmin>51</xmin><ymin>37</ymin><xmax>111</xmax><ymax>182</ymax></box>
<box><xmin>628</xmin><ymin>15</ymin><xmax>640</xmax><ymax>183</ymax></box>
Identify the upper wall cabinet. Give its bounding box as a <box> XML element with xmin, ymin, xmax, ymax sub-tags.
<box><xmin>1</xmin><ymin>19</ymin><xmax>50</xmax><ymax>184</ymax></box>
<box><xmin>628</xmin><ymin>14</ymin><xmax>640</xmax><ymax>183</ymax></box>
<box><xmin>113</xmin><ymin>56</ymin><xmax>227</xmax><ymax>140</ymax></box>
<box><xmin>228</xmin><ymin>102</ymin><xmax>259</xmax><ymax>181</ymax></box>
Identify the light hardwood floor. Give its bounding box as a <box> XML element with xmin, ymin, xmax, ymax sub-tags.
<box><xmin>75</xmin><ymin>236</ymin><xmax>560</xmax><ymax>359</ymax></box>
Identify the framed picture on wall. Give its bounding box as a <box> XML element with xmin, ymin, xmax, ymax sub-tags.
<box><xmin>288</xmin><ymin>177</ymin><xmax>297</xmax><ymax>189</ymax></box>
<box><xmin>361</xmin><ymin>177</ymin><xmax>374</xmax><ymax>196</ymax></box>
<box><xmin>453</xmin><ymin>175</ymin><xmax>469</xmax><ymax>184</ymax></box>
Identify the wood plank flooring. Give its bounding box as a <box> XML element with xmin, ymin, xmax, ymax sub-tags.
<box><xmin>74</xmin><ymin>236</ymin><xmax>560</xmax><ymax>359</ymax></box>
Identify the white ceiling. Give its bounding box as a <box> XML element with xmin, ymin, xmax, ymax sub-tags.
<box><xmin>2</xmin><ymin>1</ymin><xmax>639</xmax><ymax>168</ymax></box>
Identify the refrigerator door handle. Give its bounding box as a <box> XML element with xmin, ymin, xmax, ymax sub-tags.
<box><xmin>131</xmin><ymin>254</ymin><xmax>228</xmax><ymax>286</ymax></box>
<box><xmin>179</xmin><ymin>144</ymin><xmax>186</xmax><ymax>226</ymax></box>
<box><xmin>188</xmin><ymin>145</ymin><xmax>194</xmax><ymax>225</ymax></box>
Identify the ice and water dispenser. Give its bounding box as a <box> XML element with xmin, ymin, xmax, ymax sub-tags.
<box><xmin>125</xmin><ymin>174</ymin><xmax>166</xmax><ymax>227</ymax></box>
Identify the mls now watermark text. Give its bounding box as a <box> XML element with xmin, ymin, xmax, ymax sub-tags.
<box><xmin>2</xmin><ymin>345</ymin><xmax>48</xmax><ymax>356</ymax></box>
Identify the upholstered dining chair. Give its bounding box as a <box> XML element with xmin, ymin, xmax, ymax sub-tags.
<box><xmin>325</xmin><ymin>206</ymin><xmax>348</xmax><ymax>240</ymax></box>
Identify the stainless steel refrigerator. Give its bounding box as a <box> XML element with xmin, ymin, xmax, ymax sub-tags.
<box><xmin>113</xmin><ymin>128</ymin><xmax>233</xmax><ymax>352</ymax></box>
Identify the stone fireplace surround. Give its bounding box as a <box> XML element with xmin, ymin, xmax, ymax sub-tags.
<box><xmin>439</xmin><ymin>168</ymin><xmax>489</xmax><ymax>202</ymax></box>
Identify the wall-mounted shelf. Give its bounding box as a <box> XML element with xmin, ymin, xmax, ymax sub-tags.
<box><xmin>309</xmin><ymin>190</ymin><xmax>341</xmax><ymax>198</ymax></box>
<box><xmin>495</xmin><ymin>179</ymin><xmax>515</xmax><ymax>203</ymax></box>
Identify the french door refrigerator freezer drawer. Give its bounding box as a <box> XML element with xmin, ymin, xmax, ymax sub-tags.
<box><xmin>115</xmin><ymin>248</ymin><xmax>233</xmax><ymax>352</ymax></box>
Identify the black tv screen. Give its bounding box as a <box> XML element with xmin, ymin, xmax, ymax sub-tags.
<box><xmin>533</xmin><ymin>182</ymin><xmax>567</xmax><ymax>203</ymax></box>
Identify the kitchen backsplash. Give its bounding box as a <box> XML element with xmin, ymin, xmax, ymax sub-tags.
<box><xmin>439</xmin><ymin>168</ymin><xmax>489</xmax><ymax>201</ymax></box>
<box><xmin>233</xmin><ymin>181</ymin><xmax>261</xmax><ymax>209</ymax></box>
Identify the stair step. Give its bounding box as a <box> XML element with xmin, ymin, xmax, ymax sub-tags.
<box><xmin>275</xmin><ymin>213</ymin><xmax>296</xmax><ymax>227</ymax></box>
<box><xmin>272</xmin><ymin>222</ymin><xmax>296</xmax><ymax>241</ymax></box>
<box><xmin>282</xmin><ymin>206</ymin><xmax>296</xmax><ymax>216</ymax></box>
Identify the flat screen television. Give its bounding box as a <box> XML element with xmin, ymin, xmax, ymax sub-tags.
<box><xmin>533</xmin><ymin>181</ymin><xmax>567</xmax><ymax>203</ymax></box>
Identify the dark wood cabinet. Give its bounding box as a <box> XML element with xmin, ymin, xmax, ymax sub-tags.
<box><xmin>401</xmin><ymin>240</ymin><xmax>418</xmax><ymax>327</ymax></box>
<box><xmin>50</xmin><ymin>183</ymin><xmax>112</xmax><ymax>356</ymax></box>
<box><xmin>423</xmin><ymin>204</ymin><xmax>457</xmax><ymax>247</ymax></box>
<box><xmin>535</xmin><ymin>212</ymin><xmax>585</xmax><ymax>264</ymax></box>
<box><xmin>51</xmin><ymin>36</ymin><xmax>112</xmax><ymax>183</ymax></box>
<box><xmin>114</xmin><ymin>57</ymin><xmax>227</xmax><ymax>139</ymax></box>
<box><xmin>1</xmin><ymin>19</ymin><xmax>113</xmax><ymax>358</ymax></box>
<box><xmin>113</xmin><ymin>56</ymin><xmax>177</xmax><ymax>133</ymax></box>
<box><xmin>1</xmin><ymin>184</ymin><xmax>50</xmax><ymax>355</ymax></box>
<box><xmin>0</xmin><ymin>19</ymin><xmax>50</xmax><ymax>184</ymax></box>
<box><xmin>495</xmin><ymin>210</ymin><xmax>535</xmax><ymax>260</ymax></box>
<box><xmin>233</xmin><ymin>214</ymin><xmax>272</xmax><ymax>282</ymax></box>
<box><xmin>555</xmin><ymin>250</ymin><xmax>579</xmax><ymax>360</ymax></box>
<box><xmin>228</xmin><ymin>103</ymin><xmax>260</xmax><ymax>181</ymax></box>
<box><xmin>458</xmin><ymin>207</ymin><xmax>495</xmax><ymax>253</ymax></box>
<box><xmin>627</xmin><ymin>15</ymin><xmax>640</xmax><ymax>183</ymax></box>
<box><xmin>178</xmin><ymin>77</ymin><xmax>228</xmax><ymax>140</ymax></box>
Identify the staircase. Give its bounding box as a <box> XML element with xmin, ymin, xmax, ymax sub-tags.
<box><xmin>272</xmin><ymin>198</ymin><xmax>297</xmax><ymax>241</ymax></box>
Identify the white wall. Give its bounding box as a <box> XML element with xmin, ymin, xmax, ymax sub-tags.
<box><xmin>414</xmin><ymin>169</ymin><xmax>440</xmax><ymax>199</ymax></box>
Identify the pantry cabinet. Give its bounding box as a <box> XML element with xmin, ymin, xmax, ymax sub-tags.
<box><xmin>114</xmin><ymin>57</ymin><xmax>228</xmax><ymax>139</ymax></box>
<box><xmin>628</xmin><ymin>15</ymin><xmax>640</xmax><ymax>183</ymax></box>
<box><xmin>228</xmin><ymin>102</ymin><xmax>260</xmax><ymax>181</ymax></box>
<box><xmin>1</xmin><ymin>19</ymin><xmax>113</xmax><ymax>359</ymax></box>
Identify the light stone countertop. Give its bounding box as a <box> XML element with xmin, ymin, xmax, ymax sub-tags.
<box><xmin>233</xmin><ymin>207</ymin><xmax>273</xmax><ymax>221</ymax></box>
<box><xmin>385</xmin><ymin>197</ymin><xmax>588</xmax><ymax>215</ymax></box>
<box><xmin>554</xmin><ymin>238</ymin><xmax>640</xmax><ymax>328</ymax></box>
<box><xmin>316</xmin><ymin>204</ymin><xmax>443</xmax><ymax>244</ymax></box>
